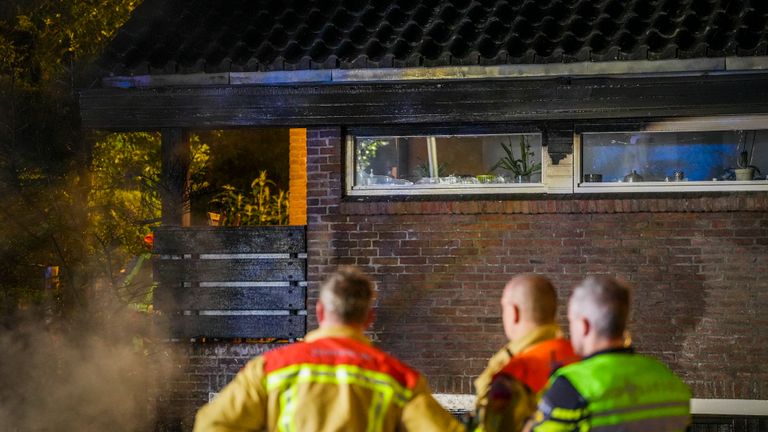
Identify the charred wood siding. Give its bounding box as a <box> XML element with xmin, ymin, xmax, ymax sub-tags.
<box><xmin>80</xmin><ymin>74</ymin><xmax>768</xmax><ymax>130</ymax></box>
<box><xmin>153</xmin><ymin>226</ymin><xmax>307</xmax><ymax>339</ymax></box>
<box><xmin>691</xmin><ymin>416</ymin><xmax>768</xmax><ymax>432</ymax></box>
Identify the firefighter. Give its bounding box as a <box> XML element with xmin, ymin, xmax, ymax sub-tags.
<box><xmin>193</xmin><ymin>266</ymin><xmax>463</xmax><ymax>432</ymax></box>
<box><xmin>529</xmin><ymin>276</ymin><xmax>691</xmax><ymax>431</ymax></box>
<box><xmin>472</xmin><ymin>274</ymin><xmax>578</xmax><ymax>432</ymax></box>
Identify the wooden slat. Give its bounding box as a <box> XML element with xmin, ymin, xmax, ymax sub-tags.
<box><xmin>153</xmin><ymin>226</ymin><xmax>305</xmax><ymax>254</ymax></box>
<box><xmin>150</xmin><ymin>226</ymin><xmax>307</xmax><ymax>338</ymax></box>
<box><xmin>155</xmin><ymin>258</ymin><xmax>305</xmax><ymax>283</ymax></box>
<box><xmin>169</xmin><ymin>315</ymin><xmax>306</xmax><ymax>339</ymax></box>
<box><xmin>155</xmin><ymin>285</ymin><xmax>306</xmax><ymax>311</ymax></box>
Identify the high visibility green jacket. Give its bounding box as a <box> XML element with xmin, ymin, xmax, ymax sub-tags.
<box><xmin>193</xmin><ymin>325</ymin><xmax>463</xmax><ymax>432</ymax></box>
<box><xmin>531</xmin><ymin>347</ymin><xmax>691</xmax><ymax>431</ymax></box>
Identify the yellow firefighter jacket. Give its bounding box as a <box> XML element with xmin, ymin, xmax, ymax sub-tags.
<box><xmin>194</xmin><ymin>325</ymin><xmax>463</xmax><ymax>432</ymax></box>
<box><xmin>474</xmin><ymin>324</ymin><xmax>574</xmax><ymax>432</ymax></box>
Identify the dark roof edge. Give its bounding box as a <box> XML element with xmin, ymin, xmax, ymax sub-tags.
<box><xmin>101</xmin><ymin>57</ymin><xmax>768</xmax><ymax>89</ymax></box>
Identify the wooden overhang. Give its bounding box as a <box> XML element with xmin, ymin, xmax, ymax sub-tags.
<box><xmin>83</xmin><ymin>0</ymin><xmax>768</xmax><ymax>132</ymax></box>
<box><xmin>80</xmin><ymin>71</ymin><xmax>768</xmax><ymax>130</ymax></box>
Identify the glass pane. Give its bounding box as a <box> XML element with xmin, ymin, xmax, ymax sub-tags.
<box><xmin>354</xmin><ymin>134</ymin><xmax>542</xmax><ymax>188</ymax></box>
<box><xmin>582</xmin><ymin>130</ymin><xmax>768</xmax><ymax>183</ymax></box>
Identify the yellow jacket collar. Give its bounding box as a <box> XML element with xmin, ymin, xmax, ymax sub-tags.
<box><xmin>507</xmin><ymin>323</ymin><xmax>563</xmax><ymax>355</ymax></box>
<box><xmin>304</xmin><ymin>325</ymin><xmax>372</xmax><ymax>345</ymax></box>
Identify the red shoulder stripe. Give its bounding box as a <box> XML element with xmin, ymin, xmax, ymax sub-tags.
<box><xmin>263</xmin><ymin>337</ymin><xmax>421</xmax><ymax>389</ymax></box>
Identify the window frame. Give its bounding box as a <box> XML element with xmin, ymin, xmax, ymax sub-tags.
<box><xmin>344</xmin><ymin>128</ymin><xmax>549</xmax><ymax>197</ymax></box>
<box><xmin>573</xmin><ymin>115</ymin><xmax>768</xmax><ymax>194</ymax></box>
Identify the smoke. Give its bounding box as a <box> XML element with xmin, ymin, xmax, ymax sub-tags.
<box><xmin>0</xmin><ymin>294</ymin><xmax>179</xmax><ymax>431</ymax></box>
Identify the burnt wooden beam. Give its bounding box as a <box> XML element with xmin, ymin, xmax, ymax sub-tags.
<box><xmin>160</xmin><ymin>129</ymin><xmax>190</xmax><ymax>226</ymax></box>
<box><xmin>152</xmin><ymin>226</ymin><xmax>306</xmax><ymax>254</ymax></box>
<box><xmin>155</xmin><ymin>258</ymin><xmax>305</xmax><ymax>283</ymax></box>
<box><xmin>80</xmin><ymin>74</ymin><xmax>768</xmax><ymax>130</ymax></box>
<box><xmin>151</xmin><ymin>226</ymin><xmax>308</xmax><ymax>338</ymax></box>
<box><xmin>542</xmin><ymin>121</ymin><xmax>575</xmax><ymax>164</ymax></box>
<box><xmin>169</xmin><ymin>315</ymin><xmax>306</xmax><ymax>339</ymax></box>
<box><xmin>155</xmin><ymin>284</ymin><xmax>306</xmax><ymax>311</ymax></box>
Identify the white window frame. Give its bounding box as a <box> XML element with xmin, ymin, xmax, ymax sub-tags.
<box><xmin>574</xmin><ymin>115</ymin><xmax>768</xmax><ymax>193</ymax></box>
<box><xmin>345</xmin><ymin>133</ymin><xmax>549</xmax><ymax>196</ymax></box>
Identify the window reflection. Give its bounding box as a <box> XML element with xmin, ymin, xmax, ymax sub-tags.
<box><xmin>354</xmin><ymin>134</ymin><xmax>543</xmax><ymax>188</ymax></box>
<box><xmin>582</xmin><ymin>130</ymin><xmax>767</xmax><ymax>183</ymax></box>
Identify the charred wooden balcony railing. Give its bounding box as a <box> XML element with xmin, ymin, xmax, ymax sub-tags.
<box><xmin>152</xmin><ymin>226</ymin><xmax>307</xmax><ymax>339</ymax></box>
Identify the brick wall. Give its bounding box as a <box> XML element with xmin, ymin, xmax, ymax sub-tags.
<box><xmin>157</xmin><ymin>342</ymin><xmax>279</xmax><ymax>430</ymax></box>
<box><xmin>306</xmin><ymin>127</ymin><xmax>768</xmax><ymax>399</ymax></box>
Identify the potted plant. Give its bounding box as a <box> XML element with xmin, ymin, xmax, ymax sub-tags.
<box><xmin>733</xmin><ymin>132</ymin><xmax>760</xmax><ymax>181</ymax></box>
<box><xmin>735</xmin><ymin>150</ymin><xmax>761</xmax><ymax>181</ymax></box>
<box><xmin>491</xmin><ymin>136</ymin><xmax>542</xmax><ymax>183</ymax></box>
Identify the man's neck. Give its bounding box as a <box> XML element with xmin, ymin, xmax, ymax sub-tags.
<box><xmin>319</xmin><ymin>320</ymin><xmax>366</xmax><ymax>332</ymax></box>
<box><xmin>585</xmin><ymin>338</ymin><xmax>625</xmax><ymax>357</ymax></box>
<box><xmin>512</xmin><ymin>321</ymin><xmax>544</xmax><ymax>341</ymax></box>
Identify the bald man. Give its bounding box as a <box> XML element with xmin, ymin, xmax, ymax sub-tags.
<box><xmin>472</xmin><ymin>274</ymin><xmax>578</xmax><ymax>432</ymax></box>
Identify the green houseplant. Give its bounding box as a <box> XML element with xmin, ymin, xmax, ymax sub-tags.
<box><xmin>733</xmin><ymin>131</ymin><xmax>762</xmax><ymax>181</ymax></box>
<box><xmin>209</xmin><ymin>170</ymin><xmax>289</xmax><ymax>226</ymax></box>
<box><xmin>735</xmin><ymin>150</ymin><xmax>762</xmax><ymax>181</ymax></box>
<box><xmin>491</xmin><ymin>136</ymin><xmax>542</xmax><ymax>182</ymax></box>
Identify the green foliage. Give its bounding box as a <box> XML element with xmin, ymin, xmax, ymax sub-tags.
<box><xmin>87</xmin><ymin>131</ymin><xmax>209</xmax><ymax>306</ymax></box>
<box><xmin>491</xmin><ymin>135</ymin><xmax>542</xmax><ymax>178</ymax></box>
<box><xmin>356</xmin><ymin>138</ymin><xmax>389</xmax><ymax>173</ymax></box>
<box><xmin>1</xmin><ymin>0</ymin><xmax>140</xmax><ymax>84</ymax></box>
<box><xmin>0</xmin><ymin>0</ymin><xmax>144</xmax><ymax>320</ymax></box>
<box><xmin>210</xmin><ymin>171</ymin><xmax>289</xmax><ymax>226</ymax></box>
<box><xmin>414</xmin><ymin>160</ymin><xmax>449</xmax><ymax>178</ymax></box>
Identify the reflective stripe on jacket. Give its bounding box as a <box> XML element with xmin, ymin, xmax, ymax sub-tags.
<box><xmin>193</xmin><ymin>325</ymin><xmax>463</xmax><ymax>432</ymax></box>
<box><xmin>534</xmin><ymin>350</ymin><xmax>691</xmax><ymax>431</ymax></box>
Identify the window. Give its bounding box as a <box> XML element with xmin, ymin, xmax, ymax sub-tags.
<box><xmin>576</xmin><ymin>118</ymin><xmax>768</xmax><ymax>192</ymax></box>
<box><xmin>347</xmin><ymin>133</ymin><xmax>545</xmax><ymax>195</ymax></box>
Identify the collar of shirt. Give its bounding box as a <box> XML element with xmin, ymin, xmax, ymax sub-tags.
<box><xmin>304</xmin><ymin>325</ymin><xmax>372</xmax><ymax>345</ymax></box>
<box><xmin>508</xmin><ymin>323</ymin><xmax>564</xmax><ymax>355</ymax></box>
<box><xmin>583</xmin><ymin>346</ymin><xmax>635</xmax><ymax>361</ymax></box>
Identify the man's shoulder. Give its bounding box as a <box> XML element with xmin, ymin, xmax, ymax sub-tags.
<box><xmin>530</xmin><ymin>375</ymin><xmax>588</xmax><ymax>430</ymax></box>
<box><xmin>497</xmin><ymin>337</ymin><xmax>578</xmax><ymax>392</ymax></box>
<box><xmin>360</xmin><ymin>342</ymin><xmax>424</xmax><ymax>389</ymax></box>
<box><xmin>262</xmin><ymin>337</ymin><xmax>422</xmax><ymax>388</ymax></box>
<box><xmin>487</xmin><ymin>343</ymin><xmax>516</xmax><ymax>372</ymax></box>
<box><xmin>565</xmin><ymin>350</ymin><xmax>676</xmax><ymax>375</ymax></box>
<box><xmin>553</xmin><ymin>350</ymin><xmax>690</xmax><ymax>397</ymax></box>
<box><xmin>540</xmin><ymin>375</ymin><xmax>587</xmax><ymax>410</ymax></box>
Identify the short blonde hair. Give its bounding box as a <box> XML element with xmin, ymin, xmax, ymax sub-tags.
<box><xmin>319</xmin><ymin>266</ymin><xmax>374</xmax><ymax>324</ymax></box>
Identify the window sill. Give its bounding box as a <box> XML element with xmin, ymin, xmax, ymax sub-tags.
<box><xmin>347</xmin><ymin>183</ymin><xmax>547</xmax><ymax>196</ymax></box>
<box><xmin>575</xmin><ymin>180</ymin><xmax>768</xmax><ymax>193</ymax></box>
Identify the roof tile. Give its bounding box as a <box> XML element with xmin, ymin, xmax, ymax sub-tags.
<box><xmin>99</xmin><ymin>0</ymin><xmax>768</xmax><ymax>75</ymax></box>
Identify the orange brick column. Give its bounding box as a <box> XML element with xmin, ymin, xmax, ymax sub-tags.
<box><xmin>288</xmin><ymin>128</ymin><xmax>307</xmax><ymax>226</ymax></box>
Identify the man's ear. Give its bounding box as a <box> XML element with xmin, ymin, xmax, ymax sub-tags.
<box><xmin>316</xmin><ymin>301</ymin><xmax>325</xmax><ymax>324</ymax></box>
<box><xmin>363</xmin><ymin>308</ymin><xmax>375</xmax><ymax>329</ymax></box>
<box><xmin>512</xmin><ymin>304</ymin><xmax>521</xmax><ymax>324</ymax></box>
<box><xmin>581</xmin><ymin>317</ymin><xmax>590</xmax><ymax>337</ymax></box>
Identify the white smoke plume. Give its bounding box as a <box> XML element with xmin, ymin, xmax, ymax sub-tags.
<box><xmin>0</xmin><ymin>291</ymin><xmax>179</xmax><ymax>431</ymax></box>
